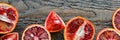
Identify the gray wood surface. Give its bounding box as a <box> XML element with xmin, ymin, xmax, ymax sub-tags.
<box><xmin>0</xmin><ymin>0</ymin><xmax>120</xmax><ymax>40</ymax></box>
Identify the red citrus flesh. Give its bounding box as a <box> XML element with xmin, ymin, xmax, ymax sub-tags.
<box><xmin>96</xmin><ymin>28</ymin><xmax>120</xmax><ymax>40</ymax></box>
<box><xmin>22</xmin><ymin>24</ymin><xmax>51</xmax><ymax>40</ymax></box>
<box><xmin>112</xmin><ymin>8</ymin><xmax>120</xmax><ymax>31</ymax></box>
<box><xmin>64</xmin><ymin>17</ymin><xmax>95</xmax><ymax>40</ymax></box>
<box><xmin>0</xmin><ymin>32</ymin><xmax>19</xmax><ymax>40</ymax></box>
<box><xmin>0</xmin><ymin>3</ymin><xmax>18</xmax><ymax>34</ymax></box>
<box><xmin>45</xmin><ymin>11</ymin><xmax>65</xmax><ymax>32</ymax></box>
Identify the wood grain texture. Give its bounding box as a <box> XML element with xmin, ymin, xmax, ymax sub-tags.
<box><xmin>0</xmin><ymin>0</ymin><xmax>120</xmax><ymax>40</ymax></box>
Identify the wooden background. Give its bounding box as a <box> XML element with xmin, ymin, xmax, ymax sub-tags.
<box><xmin>0</xmin><ymin>0</ymin><xmax>120</xmax><ymax>40</ymax></box>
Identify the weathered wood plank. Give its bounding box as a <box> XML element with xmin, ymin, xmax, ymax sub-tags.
<box><xmin>0</xmin><ymin>0</ymin><xmax>120</xmax><ymax>40</ymax></box>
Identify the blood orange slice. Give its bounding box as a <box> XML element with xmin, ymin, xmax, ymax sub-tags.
<box><xmin>0</xmin><ymin>32</ymin><xmax>19</xmax><ymax>40</ymax></box>
<box><xmin>22</xmin><ymin>24</ymin><xmax>51</xmax><ymax>40</ymax></box>
<box><xmin>45</xmin><ymin>11</ymin><xmax>65</xmax><ymax>32</ymax></box>
<box><xmin>96</xmin><ymin>28</ymin><xmax>120</xmax><ymax>40</ymax></box>
<box><xmin>64</xmin><ymin>16</ymin><xmax>95</xmax><ymax>40</ymax></box>
<box><xmin>112</xmin><ymin>8</ymin><xmax>120</xmax><ymax>31</ymax></box>
<box><xmin>0</xmin><ymin>3</ymin><xmax>19</xmax><ymax>34</ymax></box>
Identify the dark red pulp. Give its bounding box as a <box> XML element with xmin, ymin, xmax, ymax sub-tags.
<box><xmin>99</xmin><ymin>30</ymin><xmax>120</xmax><ymax>40</ymax></box>
<box><xmin>1</xmin><ymin>33</ymin><xmax>18</xmax><ymax>40</ymax></box>
<box><xmin>66</xmin><ymin>18</ymin><xmax>94</xmax><ymax>40</ymax></box>
<box><xmin>0</xmin><ymin>8</ymin><xmax>16</xmax><ymax>21</ymax></box>
<box><xmin>114</xmin><ymin>11</ymin><xmax>120</xmax><ymax>30</ymax></box>
<box><xmin>0</xmin><ymin>7</ymin><xmax>16</xmax><ymax>32</ymax></box>
<box><xmin>46</xmin><ymin>11</ymin><xmax>64</xmax><ymax>32</ymax></box>
<box><xmin>24</xmin><ymin>26</ymin><xmax>49</xmax><ymax>40</ymax></box>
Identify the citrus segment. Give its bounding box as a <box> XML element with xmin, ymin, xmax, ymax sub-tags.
<box><xmin>96</xmin><ymin>28</ymin><xmax>120</xmax><ymax>40</ymax></box>
<box><xmin>64</xmin><ymin>17</ymin><xmax>95</xmax><ymax>40</ymax></box>
<box><xmin>0</xmin><ymin>3</ymin><xmax>18</xmax><ymax>34</ymax></box>
<box><xmin>112</xmin><ymin>8</ymin><xmax>120</xmax><ymax>31</ymax></box>
<box><xmin>0</xmin><ymin>32</ymin><xmax>19</xmax><ymax>40</ymax></box>
<box><xmin>22</xmin><ymin>24</ymin><xmax>51</xmax><ymax>40</ymax></box>
<box><xmin>45</xmin><ymin>11</ymin><xmax>65</xmax><ymax>32</ymax></box>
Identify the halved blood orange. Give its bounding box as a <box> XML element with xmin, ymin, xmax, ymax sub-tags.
<box><xmin>112</xmin><ymin>8</ymin><xmax>120</xmax><ymax>31</ymax></box>
<box><xmin>45</xmin><ymin>11</ymin><xmax>65</xmax><ymax>32</ymax></box>
<box><xmin>96</xmin><ymin>28</ymin><xmax>120</xmax><ymax>40</ymax></box>
<box><xmin>64</xmin><ymin>16</ymin><xmax>95</xmax><ymax>40</ymax></box>
<box><xmin>22</xmin><ymin>24</ymin><xmax>51</xmax><ymax>40</ymax></box>
<box><xmin>0</xmin><ymin>3</ymin><xmax>19</xmax><ymax>34</ymax></box>
<box><xmin>0</xmin><ymin>32</ymin><xmax>19</xmax><ymax>40</ymax></box>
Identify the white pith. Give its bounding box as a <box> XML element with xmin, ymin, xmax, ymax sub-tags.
<box><xmin>54</xmin><ymin>20</ymin><xmax>60</xmax><ymax>24</ymax></box>
<box><xmin>74</xmin><ymin>21</ymin><xmax>87</xmax><ymax>40</ymax></box>
<box><xmin>34</xmin><ymin>36</ymin><xmax>39</xmax><ymax>40</ymax></box>
<box><xmin>0</xmin><ymin>13</ymin><xmax>13</xmax><ymax>24</ymax></box>
<box><xmin>30</xmin><ymin>34</ymin><xmax>34</xmax><ymax>37</ymax></box>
